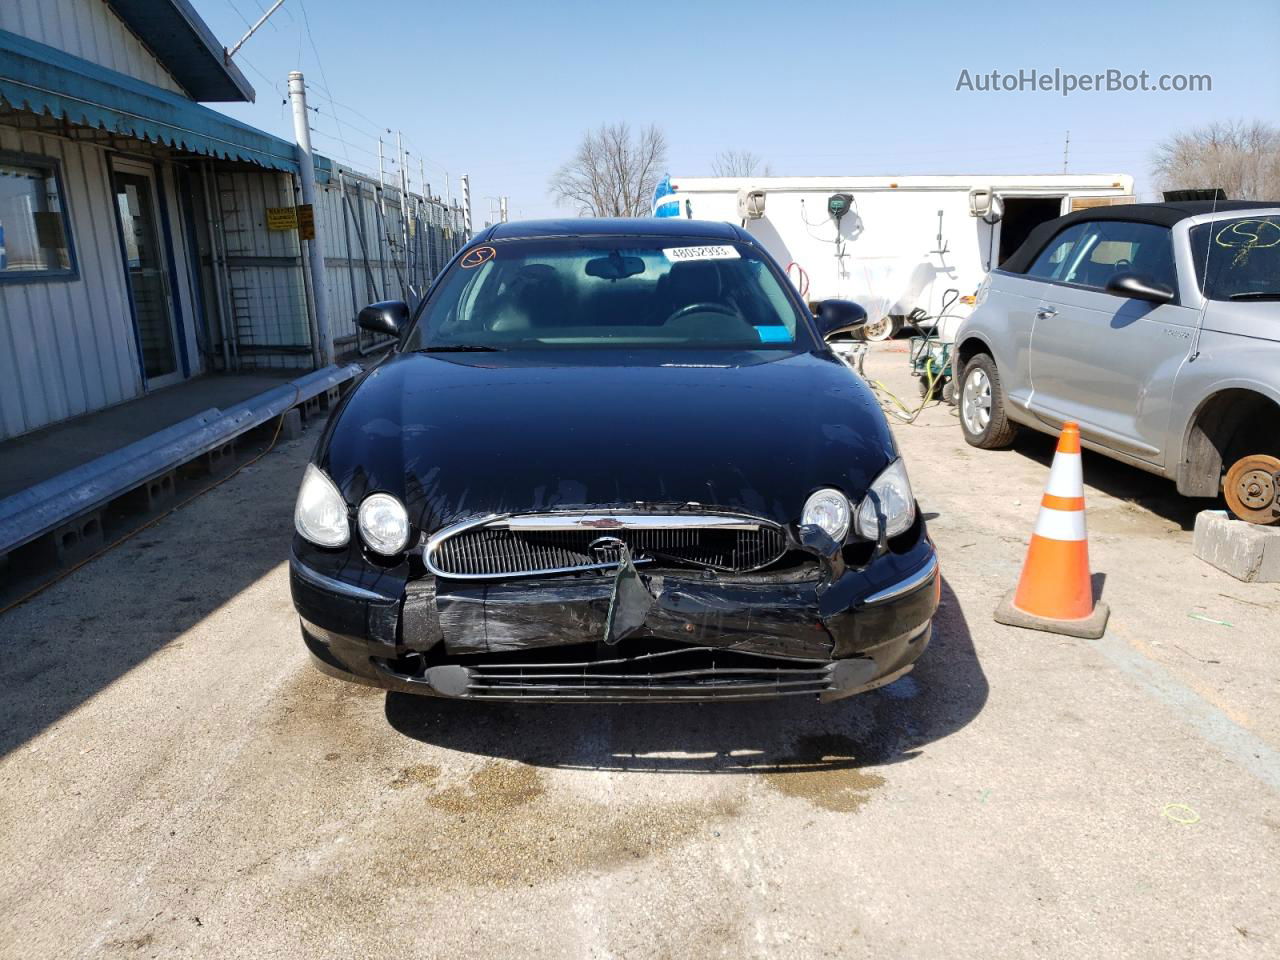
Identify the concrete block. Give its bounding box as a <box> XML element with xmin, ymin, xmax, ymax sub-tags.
<box><xmin>118</xmin><ymin>471</ymin><xmax>176</xmax><ymax>513</ymax></box>
<box><xmin>278</xmin><ymin>408</ymin><xmax>304</xmax><ymax>442</ymax></box>
<box><xmin>1193</xmin><ymin>510</ymin><xmax>1280</xmax><ymax>583</ymax></box>
<box><xmin>301</xmin><ymin>394</ymin><xmax>322</xmax><ymax>421</ymax></box>
<box><xmin>181</xmin><ymin>440</ymin><xmax>235</xmax><ymax>478</ymax></box>
<box><xmin>51</xmin><ymin>510</ymin><xmax>104</xmax><ymax>566</ymax></box>
<box><xmin>319</xmin><ymin>386</ymin><xmax>341</xmax><ymax>410</ymax></box>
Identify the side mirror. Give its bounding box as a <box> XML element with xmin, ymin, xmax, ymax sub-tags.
<box><xmin>357</xmin><ymin>300</ymin><xmax>409</xmax><ymax>337</ymax></box>
<box><xmin>1104</xmin><ymin>272</ymin><xmax>1174</xmax><ymax>305</ymax></box>
<box><xmin>812</xmin><ymin>298</ymin><xmax>868</xmax><ymax>340</ymax></box>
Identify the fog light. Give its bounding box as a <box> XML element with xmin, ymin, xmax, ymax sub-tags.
<box><xmin>801</xmin><ymin>488</ymin><xmax>851</xmax><ymax>542</ymax></box>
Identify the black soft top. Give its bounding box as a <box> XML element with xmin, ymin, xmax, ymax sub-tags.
<box><xmin>1000</xmin><ymin>200</ymin><xmax>1280</xmax><ymax>274</ymax></box>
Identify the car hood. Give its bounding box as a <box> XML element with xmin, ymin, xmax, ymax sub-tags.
<box><xmin>319</xmin><ymin>349</ymin><xmax>896</xmax><ymax>532</ymax></box>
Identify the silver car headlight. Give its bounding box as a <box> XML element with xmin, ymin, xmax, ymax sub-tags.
<box><xmin>854</xmin><ymin>459</ymin><xmax>916</xmax><ymax>539</ymax></box>
<box><xmin>294</xmin><ymin>463</ymin><xmax>350</xmax><ymax>548</ymax></box>
<box><xmin>801</xmin><ymin>487</ymin><xmax>851</xmax><ymax>542</ymax></box>
<box><xmin>358</xmin><ymin>493</ymin><xmax>410</xmax><ymax>555</ymax></box>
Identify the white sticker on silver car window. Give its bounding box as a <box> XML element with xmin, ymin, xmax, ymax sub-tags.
<box><xmin>662</xmin><ymin>245</ymin><xmax>741</xmax><ymax>262</ymax></box>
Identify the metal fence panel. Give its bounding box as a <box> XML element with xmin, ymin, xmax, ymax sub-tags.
<box><xmin>314</xmin><ymin>164</ymin><xmax>466</xmax><ymax>356</ymax></box>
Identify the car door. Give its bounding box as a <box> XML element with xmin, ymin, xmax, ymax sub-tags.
<box><xmin>989</xmin><ymin>222</ymin><xmax>1092</xmax><ymax>413</ymax></box>
<box><xmin>1026</xmin><ymin>219</ymin><xmax>1196</xmax><ymax>466</ymax></box>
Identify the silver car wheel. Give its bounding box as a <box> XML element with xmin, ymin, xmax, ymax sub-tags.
<box><xmin>962</xmin><ymin>367</ymin><xmax>992</xmax><ymax>434</ymax></box>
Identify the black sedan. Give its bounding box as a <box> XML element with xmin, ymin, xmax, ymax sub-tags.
<box><xmin>290</xmin><ymin>218</ymin><xmax>939</xmax><ymax>702</ymax></box>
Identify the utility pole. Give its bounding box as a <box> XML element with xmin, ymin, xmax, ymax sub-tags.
<box><xmin>500</xmin><ymin>196</ymin><xmax>508</xmax><ymax>223</ymax></box>
<box><xmin>461</xmin><ymin>174</ymin><xmax>472</xmax><ymax>237</ymax></box>
<box><xmin>396</xmin><ymin>129</ymin><xmax>410</xmax><ymax>296</ymax></box>
<box><xmin>288</xmin><ymin>70</ymin><xmax>332</xmax><ymax>366</ymax></box>
<box><xmin>1063</xmin><ymin>130</ymin><xmax>1070</xmax><ymax>173</ymax></box>
<box><xmin>376</xmin><ymin>136</ymin><xmax>388</xmax><ymax>219</ymax></box>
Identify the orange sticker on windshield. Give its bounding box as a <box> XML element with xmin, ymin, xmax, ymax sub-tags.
<box><xmin>460</xmin><ymin>246</ymin><xmax>496</xmax><ymax>269</ymax></box>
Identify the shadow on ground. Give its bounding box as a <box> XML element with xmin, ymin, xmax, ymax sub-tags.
<box><xmin>1008</xmin><ymin>429</ymin><xmax>1209</xmax><ymax>531</ymax></box>
<box><xmin>0</xmin><ymin>431</ymin><xmax>308</xmax><ymax>759</ymax></box>
<box><xmin>385</xmin><ymin>578</ymin><xmax>986</xmax><ymax>774</ymax></box>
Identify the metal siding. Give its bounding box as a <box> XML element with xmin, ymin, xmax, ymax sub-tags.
<box><xmin>0</xmin><ymin>0</ymin><xmax>187</xmax><ymax>96</ymax></box>
<box><xmin>54</xmin><ymin>137</ymin><xmax>109</xmax><ymax>412</ymax></box>
<box><xmin>0</xmin><ymin>128</ymin><xmax>141</xmax><ymax>441</ymax></box>
<box><xmin>213</xmin><ymin>168</ymin><xmax>311</xmax><ymax>370</ymax></box>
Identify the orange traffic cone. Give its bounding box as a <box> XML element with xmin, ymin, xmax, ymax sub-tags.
<box><xmin>994</xmin><ymin>421</ymin><xmax>1110</xmax><ymax>638</ymax></box>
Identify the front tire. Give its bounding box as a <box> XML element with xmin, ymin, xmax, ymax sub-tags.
<box><xmin>959</xmin><ymin>354</ymin><xmax>1018</xmax><ymax>449</ymax></box>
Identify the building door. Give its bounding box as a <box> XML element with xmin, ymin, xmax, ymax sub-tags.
<box><xmin>112</xmin><ymin>160</ymin><xmax>182</xmax><ymax>388</ymax></box>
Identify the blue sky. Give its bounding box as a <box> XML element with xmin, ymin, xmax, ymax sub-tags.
<box><xmin>202</xmin><ymin>0</ymin><xmax>1280</xmax><ymax>224</ymax></box>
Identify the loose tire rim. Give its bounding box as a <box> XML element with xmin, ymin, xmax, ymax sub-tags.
<box><xmin>962</xmin><ymin>368</ymin><xmax>992</xmax><ymax>434</ymax></box>
<box><xmin>1224</xmin><ymin>454</ymin><xmax>1280</xmax><ymax>525</ymax></box>
<box><xmin>863</xmin><ymin>316</ymin><xmax>893</xmax><ymax>341</ymax></box>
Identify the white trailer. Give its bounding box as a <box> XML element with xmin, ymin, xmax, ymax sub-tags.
<box><xmin>654</xmin><ymin>174</ymin><xmax>1135</xmax><ymax>340</ymax></box>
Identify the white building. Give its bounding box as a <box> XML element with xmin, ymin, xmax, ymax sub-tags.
<box><xmin>0</xmin><ymin>0</ymin><xmax>467</xmax><ymax>443</ymax></box>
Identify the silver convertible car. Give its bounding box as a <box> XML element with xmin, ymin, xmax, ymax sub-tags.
<box><xmin>954</xmin><ymin>201</ymin><xmax>1280</xmax><ymax>524</ymax></box>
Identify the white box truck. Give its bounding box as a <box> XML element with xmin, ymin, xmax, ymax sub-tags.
<box><xmin>653</xmin><ymin>174</ymin><xmax>1135</xmax><ymax>340</ymax></box>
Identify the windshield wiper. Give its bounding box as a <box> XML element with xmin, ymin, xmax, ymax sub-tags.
<box><xmin>418</xmin><ymin>344</ymin><xmax>505</xmax><ymax>352</ymax></box>
<box><xmin>1228</xmin><ymin>291</ymin><xmax>1280</xmax><ymax>301</ymax></box>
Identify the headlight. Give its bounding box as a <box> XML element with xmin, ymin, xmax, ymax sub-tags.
<box><xmin>358</xmin><ymin>493</ymin><xmax>410</xmax><ymax>555</ymax></box>
<box><xmin>855</xmin><ymin>458</ymin><xmax>916</xmax><ymax>540</ymax></box>
<box><xmin>801</xmin><ymin>488</ymin><xmax>851</xmax><ymax>542</ymax></box>
<box><xmin>294</xmin><ymin>463</ymin><xmax>350</xmax><ymax>547</ymax></box>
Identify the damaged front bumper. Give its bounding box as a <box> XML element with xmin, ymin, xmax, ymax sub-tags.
<box><xmin>290</xmin><ymin>525</ymin><xmax>940</xmax><ymax>703</ymax></box>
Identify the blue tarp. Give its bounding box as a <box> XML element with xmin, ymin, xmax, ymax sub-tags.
<box><xmin>0</xmin><ymin>29</ymin><xmax>299</xmax><ymax>174</ymax></box>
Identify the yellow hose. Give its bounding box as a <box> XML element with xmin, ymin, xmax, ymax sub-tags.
<box><xmin>869</xmin><ymin>357</ymin><xmax>940</xmax><ymax>424</ymax></box>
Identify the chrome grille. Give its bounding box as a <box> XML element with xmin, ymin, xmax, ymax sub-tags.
<box><xmin>426</xmin><ymin>514</ymin><xmax>788</xmax><ymax>579</ymax></box>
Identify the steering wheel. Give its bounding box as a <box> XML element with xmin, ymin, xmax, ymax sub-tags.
<box><xmin>665</xmin><ymin>301</ymin><xmax>738</xmax><ymax>324</ymax></box>
<box><xmin>1112</xmin><ymin>259</ymin><xmax>1132</xmax><ymax>272</ymax></box>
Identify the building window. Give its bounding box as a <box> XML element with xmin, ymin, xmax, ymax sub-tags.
<box><xmin>0</xmin><ymin>155</ymin><xmax>77</xmax><ymax>282</ymax></box>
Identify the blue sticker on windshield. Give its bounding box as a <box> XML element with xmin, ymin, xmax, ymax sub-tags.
<box><xmin>756</xmin><ymin>325</ymin><xmax>791</xmax><ymax>343</ymax></box>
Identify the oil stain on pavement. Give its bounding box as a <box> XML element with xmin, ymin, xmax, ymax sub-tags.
<box><xmin>760</xmin><ymin>734</ymin><xmax>887</xmax><ymax>813</ymax></box>
<box><xmin>376</xmin><ymin>759</ymin><xmax>747</xmax><ymax>889</ymax></box>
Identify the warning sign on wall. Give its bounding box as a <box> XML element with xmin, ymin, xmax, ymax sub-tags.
<box><xmin>296</xmin><ymin>204</ymin><xmax>315</xmax><ymax>240</ymax></box>
<box><xmin>266</xmin><ymin>207</ymin><xmax>298</xmax><ymax>231</ymax></box>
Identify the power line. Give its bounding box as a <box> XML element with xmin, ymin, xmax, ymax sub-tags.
<box><xmin>225</xmin><ymin>0</ymin><xmax>256</xmax><ymax>31</ymax></box>
<box><xmin>292</xmin><ymin>70</ymin><xmax>454</xmax><ymax>178</ymax></box>
<box><xmin>305</xmin><ymin>90</ymin><xmax>388</xmax><ymax>141</ymax></box>
<box><xmin>246</xmin><ymin>0</ymin><xmax>284</xmax><ymax>29</ymax></box>
<box><xmin>296</xmin><ymin>0</ymin><xmax>351</xmax><ymax>163</ymax></box>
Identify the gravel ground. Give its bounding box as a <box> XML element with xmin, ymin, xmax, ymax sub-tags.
<box><xmin>1</xmin><ymin>341</ymin><xmax>1277</xmax><ymax>959</ymax></box>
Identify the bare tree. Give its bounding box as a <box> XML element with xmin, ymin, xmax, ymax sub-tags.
<box><xmin>549</xmin><ymin>123</ymin><xmax>667</xmax><ymax>217</ymax></box>
<box><xmin>1153</xmin><ymin>119</ymin><xmax>1280</xmax><ymax>200</ymax></box>
<box><xmin>711</xmin><ymin>149</ymin><xmax>772</xmax><ymax>178</ymax></box>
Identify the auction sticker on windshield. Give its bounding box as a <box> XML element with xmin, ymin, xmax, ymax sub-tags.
<box><xmin>663</xmin><ymin>245</ymin><xmax>741</xmax><ymax>262</ymax></box>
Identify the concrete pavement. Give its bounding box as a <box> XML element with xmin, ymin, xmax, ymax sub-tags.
<box><xmin>1</xmin><ymin>342</ymin><xmax>1277</xmax><ymax>958</ymax></box>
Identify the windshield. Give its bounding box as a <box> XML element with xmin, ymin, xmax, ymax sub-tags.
<box><xmin>1190</xmin><ymin>215</ymin><xmax>1280</xmax><ymax>301</ymax></box>
<box><xmin>403</xmin><ymin>237</ymin><xmax>814</xmax><ymax>351</ymax></box>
